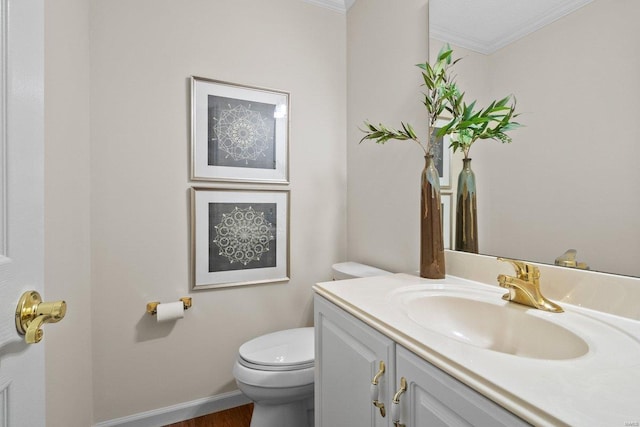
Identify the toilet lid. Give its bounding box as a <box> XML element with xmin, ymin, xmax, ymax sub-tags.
<box><xmin>238</xmin><ymin>327</ymin><xmax>314</xmax><ymax>370</ymax></box>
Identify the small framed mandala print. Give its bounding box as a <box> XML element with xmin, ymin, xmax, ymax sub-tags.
<box><xmin>191</xmin><ymin>76</ymin><xmax>289</xmax><ymax>183</ymax></box>
<box><xmin>433</xmin><ymin>117</ymin><xmax>452</xmax><ymax>189</ymax></box>
<box><xmin>440</xmin><ymin>193</ymin><xmax>452</xmax><ymax>250</ymax></box>
<box><xmin>191</xmin><ymin>187</ymin><xmax>290</xmax><ymax>289</ymax></box>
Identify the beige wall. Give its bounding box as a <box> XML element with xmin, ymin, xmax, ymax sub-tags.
<box><xmin>89</xmin><ymin>0</ymin><xmax>346</xmax><ymax>422</ymax></box>
<box><xmin>346</xmin><ymin>0</ymin><xmax>429</xmax><ymax>273</ymax></box>
<box><xmin>44</xmin><ymin>0</ymin><xmax>93</xmax><ymax>426</ymax></box>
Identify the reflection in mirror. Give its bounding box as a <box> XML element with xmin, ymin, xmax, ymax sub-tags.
<box><xmin>430</xmin><ymin>0</ymin><xmax>640</xmax><ymax>277</ymax></box>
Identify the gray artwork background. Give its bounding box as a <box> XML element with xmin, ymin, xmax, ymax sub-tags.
<box><xmin>208</xmin><ymin>95</ymin><xmax>277</xmax><ymax>170</ymax></box>
<box><xmin>433</xmin><ymin>127</ymin><xmax>444</xmax><ymax>177</ymax></box>
<box><xmin>208</xmin><ymin>202</ymin><xmax>277</xmax><ymax>273</ymax></box>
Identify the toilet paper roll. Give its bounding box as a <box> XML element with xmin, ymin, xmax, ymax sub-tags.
<box><xmin>156</xmin><ymin>301</ymin><xmax>185</xmax><ymax>322</ymax></box>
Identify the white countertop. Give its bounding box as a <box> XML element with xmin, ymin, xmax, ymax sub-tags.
<box><xmin>314</xmin><ymin>273</ymin><xmax>640</xmax><ymax>426</ymax></box>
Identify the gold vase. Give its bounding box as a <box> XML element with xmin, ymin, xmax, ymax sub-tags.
<box><xmin>455</xmin><ymin>157</ymin><xmax>478</xmax><ymax>253</ymax></box>
<box><xmin>420</xmin><ymin>155</ymin><xmax>446</xmax><ymax>279</ymax></box>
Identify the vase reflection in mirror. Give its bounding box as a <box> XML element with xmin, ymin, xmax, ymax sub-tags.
<box><xmin>421</xmin><ymin>154</ymin><xmax>446</xmax><ymax>278</ymax></box>
<box><xmin>455</xmin><ymin>157</ymin><xmax>478</xmax><ymax>253</ymax></box>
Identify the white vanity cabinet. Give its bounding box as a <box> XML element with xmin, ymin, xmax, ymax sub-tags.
<box><xmin>314</xmin><ymin>294</ymin><xmax>529</xmax><ymax>427</ymax></box>
<box><xmin>395</xmin><ymin>346</ymin><xmax>528</xmax><ymax>426</ymax></box>
<box><xmin>315</xmin><ymin>295</ymin><xmax>395</xmax><ymax>427</ymax></box>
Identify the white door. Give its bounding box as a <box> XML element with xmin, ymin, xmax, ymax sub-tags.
<box><xmin>0</xmin><ymin>0</ymin><xmax>47</xmax><ymax>425</ymax></box>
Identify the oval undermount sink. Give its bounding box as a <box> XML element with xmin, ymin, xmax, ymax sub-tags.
<box><xmin>406</xmin><ymin>295</ymin><xmax>589</xmax><ymax>360</ymax></box>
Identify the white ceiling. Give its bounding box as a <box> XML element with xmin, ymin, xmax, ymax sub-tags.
<box><xmin>430</xmin><ymin>0</ymin><xmax>594</xmax><ymax>54</ymax></box>
<box><xmin>306</xmin><ymin>0</ymin><xmax>594</xmax><ymax>55</ymax></box>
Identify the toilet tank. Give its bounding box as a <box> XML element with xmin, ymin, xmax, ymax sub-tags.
<box><xmin>331</xmin><ymin>262</ymin><xmax>392</xmax><ymax>280</ymax></box>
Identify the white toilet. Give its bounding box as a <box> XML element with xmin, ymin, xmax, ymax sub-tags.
<box><xmin>233</xmin><ymin>262</ymin><xmax>392</xmax><ymax>427</ymax></box>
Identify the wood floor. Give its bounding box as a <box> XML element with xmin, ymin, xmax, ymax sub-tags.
<box><xmin>164</xmin><ymin>404</ymin><xmax>253</xmax><ymax>427</ymax></box>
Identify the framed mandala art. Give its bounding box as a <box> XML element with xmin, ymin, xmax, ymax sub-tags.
<box><xmin>440</xmin><ymin>193</ymin><xmax>452</xmax><ymax>250</ymax></box>
<box><xmin>191</xmin><ymin>76</ymin><xmax>289</xmax><ymax>183</ymax></box>
<box><xmin>433</xmin><ymin>117</ymin><xmax>452</xmax><ymax>189</ymax></box>
<box><xmin>191</xmin><ymin>187</ymin><xmax>290</xmax><ymax>289</ymax></box>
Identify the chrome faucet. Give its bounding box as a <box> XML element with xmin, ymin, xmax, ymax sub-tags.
<box><xmin>497</xmin><ymin>258</ymin><xmax>563</xmax><ymax>313</ymax></box>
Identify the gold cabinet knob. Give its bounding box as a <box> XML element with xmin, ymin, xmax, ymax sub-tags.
<box><xmin>15</xmin><ymin>291</ymin><xmax>67</xmax><ymax>344</ymax></box>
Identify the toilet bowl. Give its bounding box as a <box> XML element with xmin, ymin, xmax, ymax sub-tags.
<box><xmin>233</xmin><ymin>262</ymin><xmax>391</xmax><ymax>427</ymax></box>
<box><xmin>233</xmin><ymin>327</ymin><xmax>315</xmax><ymax>427</ymax></box>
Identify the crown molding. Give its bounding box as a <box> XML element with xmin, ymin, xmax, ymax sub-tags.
<box><xmin>431</xmin><ymin>0</ymin><xmax>594</xmax><ymax>55</ymax></box>
<box><xmin>301</xmin><ymin>0</ymin><xmax>356</xmax><ymax>14</ymax></box>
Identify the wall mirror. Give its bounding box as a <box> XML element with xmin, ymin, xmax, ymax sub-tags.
<box><xmin>429</xmin><ymin>0</ymin><xmax>640</xmax><ymax>277</ymax></box>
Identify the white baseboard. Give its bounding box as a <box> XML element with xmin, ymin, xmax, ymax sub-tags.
<box><xmin>93</xmin><ymin>390</ymin><xmax>251</xmax><ymax>427</ymax></box>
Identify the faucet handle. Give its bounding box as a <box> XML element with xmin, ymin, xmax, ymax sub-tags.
<box><xmin>555</xmin><ymin>249</ymin><xmax>590</xmax><ymax>270</ymax></box>
<box><xmin>497</xmin><ymin>258</ymin><xmax>540</xmax><ymax>283</ymax></box>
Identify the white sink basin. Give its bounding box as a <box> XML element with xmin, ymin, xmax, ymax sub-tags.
<box><xmin>395</xmin><ymin>286</ymin><xmax>590</xmax><ymax>360</ymax></box>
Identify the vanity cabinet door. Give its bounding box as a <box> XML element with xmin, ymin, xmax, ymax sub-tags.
<box><xmin>315</xmin><ymin>295</ymin><xmax>395</xmax><ymax>427</ymax></box>
<box><xmin>394</xmin><ymin>346</ymin><xmax>530</xmax><ymax>427</ymax></box>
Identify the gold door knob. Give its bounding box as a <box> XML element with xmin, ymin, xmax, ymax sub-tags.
<box><xmin>15</xmin><ymin>291</ymin><xmax>67</xmax><ymax>344</ymax></box>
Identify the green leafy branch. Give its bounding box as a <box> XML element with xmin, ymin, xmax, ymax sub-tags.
<box><xmin>417</xmin><ymin>46</ymin><xmax>461</xmax><ymax>129</ymax></box>
<box><xmin>359</xmin><ymin>45</ymin><xmax>460</xmax><ymax>156</ymax></box>
<box><xmin>360</xmin><ymin>121</ymin><xmax>419</xmax><ymax>143</ymax></box>
<box><xmin>439</xmin><ymin>94</ymin><xmax>521</xmax><ymax>159</ymax></box>
<box><xmin>360</xmin><ymin>44</ymin><xmax>522</xmax><ymax>159</ymax></box>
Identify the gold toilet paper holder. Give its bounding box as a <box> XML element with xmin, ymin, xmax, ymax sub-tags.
<box><xmin>146</xmin><ymin>297</ymin><xmax>192</xmax><ymax>315</ymax></box>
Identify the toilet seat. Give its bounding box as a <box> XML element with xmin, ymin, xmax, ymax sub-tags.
<box><xmin>238</xmin><ymin>327</ymin><xmax>314</xmax><ymax>371</ymax></box>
